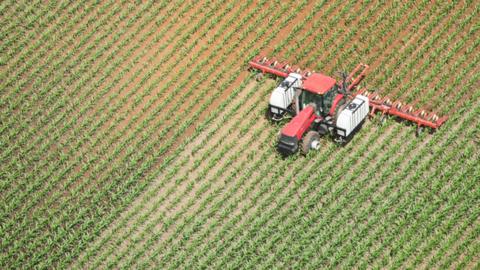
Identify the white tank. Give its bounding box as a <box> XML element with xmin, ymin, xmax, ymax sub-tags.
<box><xmin>336</xmin><ymin>95</ymin><xmax>369</xmax><ymax>137</ymax></box>
<box><xmin>269</xmin><ymin>73</ymin><xmax>302</xmax><ymax>114</ymax></box>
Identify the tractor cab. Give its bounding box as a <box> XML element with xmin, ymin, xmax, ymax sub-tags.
<box><xmin>299</xmin><ymin>73</ymin><xmax>338</xmax><ymax>116</ymax></box>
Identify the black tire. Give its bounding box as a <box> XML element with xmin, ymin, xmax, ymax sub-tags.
<box><xmin>318</xmin><ymin>124</ymin><xmax>328</xmax><ymax>136</ymax></box>
<box><xmin>265</xmin><ymin>107</ymin><xmax>283</xmax><ymax>122</ymax></box>
<box><xmin>301</xmin><ymin>131</ymin><xmax>320</xmax><ymax>155</ymax></box>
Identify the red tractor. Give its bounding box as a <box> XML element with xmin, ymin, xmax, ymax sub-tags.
<box><xmin>249</xmin><ymin>56</ymin><xmax>448</xmax><ymax>156</ymax></box>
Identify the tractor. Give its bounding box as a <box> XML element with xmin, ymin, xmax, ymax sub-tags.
<box><xmin>249</xmin><ymin>56</ymin><xmax>448</xmax><ymax>156</ymax></box>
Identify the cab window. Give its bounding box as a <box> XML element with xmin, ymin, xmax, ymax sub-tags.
<box><xmin>300</xmin><ymin>85</ymin><xmax>337</xmax><ymax>116</ymax></box>
<box><xmin>322</xmin><ymin>87</ymin><xmax>336</xmax><ymax>113</ymax></box>
<box><xmin>300</xmin><ymin>91</ymin><xmax>323</xmax><ymax>115</ymax></box>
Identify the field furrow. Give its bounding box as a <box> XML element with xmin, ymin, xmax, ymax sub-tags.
<box><xmin>2</xmin><ymin>1</ymin><xmax>478</xmax><ymax>269</ymax></box>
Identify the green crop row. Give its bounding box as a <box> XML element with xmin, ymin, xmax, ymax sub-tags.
<box><xmin>1</xmin><ymin>0</ymin><xmax>478</xmax><ymax>268</ymax></box>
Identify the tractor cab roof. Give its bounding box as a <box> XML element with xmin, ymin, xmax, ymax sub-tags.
<box><xmin>302</xmin><ymin>73</ymin><xmax>336</xmax><ymax>95</ymax></box>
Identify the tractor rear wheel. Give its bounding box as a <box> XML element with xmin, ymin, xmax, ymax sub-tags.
<box><xmin>301</xmin><ymin>131</ymin><xmax>320</xmax><ymax>155</ymax></box>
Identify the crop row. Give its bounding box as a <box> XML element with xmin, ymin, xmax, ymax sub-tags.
<box><xmin>2</xmin><ymin>0</ymin><xmax>477</xmax><ymax>268</ymax></box>
<box><xmin>0</xmin><ymin>0</ymin><xmax>204</xmax><ymax>268</ymax></box>
<box><xmin>26</xmin><ymin>0</ymin><xmax>286</xmax><ymax>267</ymax></box>
<box><xmin>161</xmin><ymin>2</ymin><xmax>476</xmax><ymax>268</ymax></box>
<box><xmin>146</xmin><ymin>0</ymin><xmax>412</xmax><ymax>266</ymax></box>
<box><xmin>80</xmin><ymin>0</ymin><xmax>312</xmax><ymax>268</ymax></box>
<box><xmin>1</xmin><ymin>0</ymin><xmax>187</xmax><ymax>241</ymax></box>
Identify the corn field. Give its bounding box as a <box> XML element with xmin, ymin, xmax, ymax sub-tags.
<box><xmin>1</xmin><ymin>0</ymin><xmax>479</xmax><ymax>269</ymax></box>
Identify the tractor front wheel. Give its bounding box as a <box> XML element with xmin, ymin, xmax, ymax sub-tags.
<box><xmin>301</xmin><ymin>131</ymin><xmax>320</xmax><ymax>155</ymax></box>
